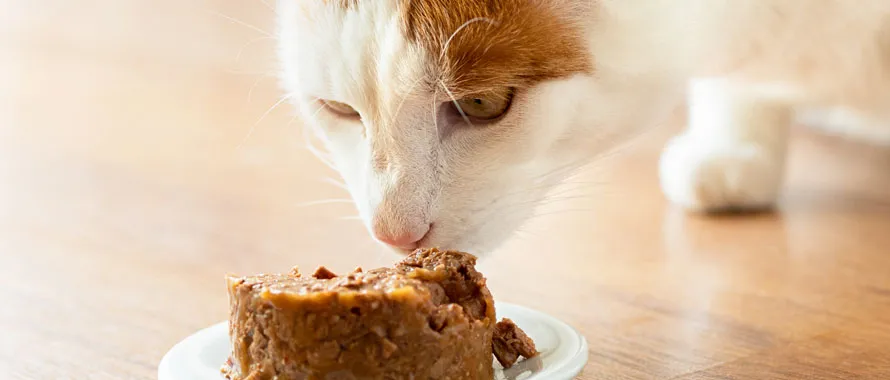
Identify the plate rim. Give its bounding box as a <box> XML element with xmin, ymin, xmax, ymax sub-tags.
<box><xmin>495</xmin><ymin>302</ymin><xmax>589</xmax><ymax>378</ymax></box>
<box><xmin>159</xmin><ymin>301</ymin><xmax>588</xmax><ymax>380</ymax></box>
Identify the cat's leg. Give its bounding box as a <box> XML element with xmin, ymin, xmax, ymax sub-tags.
<box><xmin>659</xmin><ymin>78</ymin><xmax>793</xmax><ymax>212</ymax></box>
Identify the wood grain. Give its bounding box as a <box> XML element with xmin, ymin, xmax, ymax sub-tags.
<box><xmin>2</xmin><ymin>1</ymin><xmax>889</xmax><ymax>379</ymax></box>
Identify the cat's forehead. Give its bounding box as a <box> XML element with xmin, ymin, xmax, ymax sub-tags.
<box><xmin>397</xmin><ymin>0</ymin><xmax>593</xmax><ymax>95</ymax></box>
<box><xmin>310</xmin><ymin>0</ymin><xmax>591</xmax><ymax>88</ymax></box>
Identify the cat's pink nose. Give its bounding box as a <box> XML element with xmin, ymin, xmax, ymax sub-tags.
<box><xmin>372</xmin><ymin>222</ymin><xmax>431</xmax><ymax>250</ymax></box>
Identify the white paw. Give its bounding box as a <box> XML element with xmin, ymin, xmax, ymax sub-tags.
<box><xmin>658</xmin><ymin>134</ymin><xmax>784</xmax><ymax>212</ymax></box>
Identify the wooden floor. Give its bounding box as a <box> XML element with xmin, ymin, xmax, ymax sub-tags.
<box><xmin>3</xmin><ymin>1</ymin><xmax>890</xmax><ymax>379</ymax></box>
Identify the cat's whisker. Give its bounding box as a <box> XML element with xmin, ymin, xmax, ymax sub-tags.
<box><xmin>225</xmin><ymin>69</ymin><xmax>278</xmax><ymax>76</ymax></box>
<box><xmin>390</xmin><ymin>76</ymin><xmax>425</xmax><ymax>123</ymax></box>
<box><xmin>282</xmin><ymin>112</ymin><xmax>302</xmax><ymax>131</ymax></box>
<box><xmin>439</xmin><ymin>80</ymin><xmax>474</xmax><ymax>127</ymax></box>
<box><xmin>543</xmin><ymin>190</ymin><xmax>599</xmax><ymax>202</ymax></box>
<box><xmin>537</xmin><ymin>179</ymin><xmax>613</xmax><ymax>200</ymax></box>
<box><xmin>513</xmin><ymin>226</ymin><xmax>545</xmax><ymax>241</ymax></box>
<box><xmin>495</xmin><ymin>174</ymin><xmax>618</xmax><ymax>217</ymax></box>
<box><xmin>237</xmin><ymin>93</ymin><xmax>294</xmax><ymax>149</ymax></box>
<box><xmin>300</xmin><ymin>120</ymin><xmax>338</xmax><ymax>171</ymax></box>
<box><xmin>337</xmin><ymin>216</ymin><xmax>363</xmax><ymax>221</ymax></box>
<box><xmin>495</xmin><ymin>183</ymin><xmax>552</xmax><ymax>201</ymax></box>
<box><xmin>306</xmin><ymin>144</ymin><xmax>338</xmax><ymax>171</ymax></box>
<box><xmin>555</xmin><ymin>176</ymin><xmax>607</xmax><ymax>186</ymax></box>
<box><xmin>439</xmin><ymin>17</ymin><xmax>498</xmax><ymax>61</ymax></box>
<box><xmin>294</xmin><ymin>199</ymin><xmax>354</xmax><ymax>208</ymax></box>
<box><xmin>503</xmin><ymin>142</ymin><xmax>639</xmax><ymax>197</ymax></box>
<box><xmin>303</xmin><ymin>133</ymin><xmax>337</xmax><ymax>169</ymax></box>
<box><xmin>526</xmin><ymin>167</ymin><xmax>589</xmax><ymax>189</ymax></box>
<box><xmin>528</xmin><ymin>207</ymin><xmax>598</xmax><ymax>221</ymax></box>
<box><xmin>209</xmin><ymin>10</ymin><xmax>274</xmax><ymax>37</ymax></box>
<box><xmin>545</xmin><ymin>182</ymin><xmax>604</xmax><ymax>197</ymax></box>
<box><xmin>497</xmin><ymin>200</ymin><xmax>597</xmax><ymax>226</ymax></box>
<box><xmin>539</xmin><ymin>196</ymin><xmax>598</xmax><ymax>208</ymax></box>
<box><xmin>295</xmin><ymin>102</ymin><xmax>327</xmax><ymax>125</ymax></box>
<box><xmin>502</xmin><ymin>192</ymin><xmax>598</xmax><ymax>211</ymax></box>
<box><xmin>258</xmin><ymin>0</ymin><xmax>277</xmax><ymax>14</ymax></box>
<box><xmin>320</xmin><ymin>177</ymin><xmax>348</xmax><ymax>190</ymax></box>
<box><xmin>526</xmin><ymin>159</ymin><xmax>587</xmax><ymax>182</ymax></box>
<box><xmin>470</xmin><ymin>182</ymin><xmax>606</xmax><ymax>232</ymax></box>
<box><xmin>236</xmin><ymin>36</ymin><xmax>276</xmax><ymax>62</ymax></box>
<box><xmin>492</xmin><ymin>160</ymin><xmax>592</xmax><ymax>199</ymax></box>
<box><xmin>292</xmin><ymin>103</ymin><xmax>340</xmax><ymax>171</ymax></box>
<box><xmin>277</xmin><ymin>112</ymin><xmax>306</xmax><ymax>147</ymax></box>
<box><xmin>311</xmin><ymin>104</ymin><xmax>328</xmax><ymax>118</ymax></box>
<box><xmin>247</xmin><ymin>75</ymin><xmax>274</xmax><ymax>104</ymax></box>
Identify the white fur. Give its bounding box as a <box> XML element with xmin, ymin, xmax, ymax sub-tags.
<box><xmin>660</xmin><ymin>78</ymin><xmax>792</xmax><ymax>211</ymax></box>
<box><xmin>277</xmin><ymin>0</ymin><xmax>890</xmax><ymax>253</ymax></box>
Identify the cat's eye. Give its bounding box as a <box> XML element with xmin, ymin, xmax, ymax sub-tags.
<box><xmin>452</xmin><ymin>89</ymin><xmax>514</xmax><ymax>122</ymax></box>
<box><xmin>321</xmin><ymin>99</ymin><xmax>360</xmax><ymax>117</ymax></box>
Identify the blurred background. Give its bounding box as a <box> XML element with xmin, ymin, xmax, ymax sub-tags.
<box><xmin>2</xmin><ymin>1</ymin><xmax>890</xmax><ymax>379</ymax></box>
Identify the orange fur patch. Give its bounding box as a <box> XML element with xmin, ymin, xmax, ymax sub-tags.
<box><xmin>399</xmin><ymin>0</ymin><xmax>593</xmax><ymax>97</ymax></box>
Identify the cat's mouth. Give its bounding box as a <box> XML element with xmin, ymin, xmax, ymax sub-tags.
<box><xmin>394</xmin><ymin>226</ymin><xmax>440</xmax><ymax>256</ymax></box>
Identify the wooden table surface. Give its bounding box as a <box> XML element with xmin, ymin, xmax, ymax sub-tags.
<box><xmin>3</xmin><ymin>1</ymin><xmax>890</xmax><ymax>379</ymax></box>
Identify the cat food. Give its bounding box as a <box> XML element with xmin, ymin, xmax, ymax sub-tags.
<box><xmin>222</xmin><ymin>248</ymin><xmax>537</xmax><ymax>380</ymax></box>
<box><xmin>492</xmin><ymin>318</ymin><xmax>539</xmax><ymax>368</ymax></box>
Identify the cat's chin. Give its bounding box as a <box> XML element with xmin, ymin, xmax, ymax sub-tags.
<box><xmin>424</xmin><ymin>222</ymin><xmax>524</xmax><ymax>258</ymax></box>
<box><xmin>380</xmin><ymin>243</ymin><xmax>488</xmax><ymax>257</ymax></box>
<box><xmin>376</xmin><ymin>238</ymin><xmax>504</xmax><ymax>258</ymax></box>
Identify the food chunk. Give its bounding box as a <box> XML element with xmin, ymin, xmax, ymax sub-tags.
<box><xmin>492</xmin><ymin>318</ymin><xmax>539</xmax><ymax>368</ymax></box>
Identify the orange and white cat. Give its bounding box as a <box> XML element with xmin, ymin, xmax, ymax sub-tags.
<box><xmin>276</xmin><ymin>0</ymin><xmax>890</xmax><ymax>254</ymax></box>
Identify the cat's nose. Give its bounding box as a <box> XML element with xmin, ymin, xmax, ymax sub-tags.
<box><xmin>372</xmin><ymin>221</ymin><xmax>431</xmax><ymax>251</ymax></box>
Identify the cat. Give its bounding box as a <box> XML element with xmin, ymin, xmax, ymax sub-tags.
<box><xmin>276</xmin><ymin>0</ymin><xmax>890</xmax><ymax>254</ymax></box>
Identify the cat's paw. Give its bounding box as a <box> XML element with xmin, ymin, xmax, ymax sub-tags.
<box><xmin>658</xmin><ymin>134</ymin><xmax>784</xmax><ymax>212</ymax></box>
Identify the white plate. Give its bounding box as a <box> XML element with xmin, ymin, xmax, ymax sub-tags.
<box><xmin>159</xmin><ymin>302</ymin><xmax>588</xmax><ymax>380</ymax></box>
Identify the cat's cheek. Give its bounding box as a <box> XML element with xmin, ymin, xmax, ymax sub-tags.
<box><xmin>296</xmin><ymin>108</ymin><xmax>374</xmax><ymax>222</ymax></box>
<box><xmin>422</xmin><ymin>182</ymin><xmax>548</xmax><ymax>255</ymax></box>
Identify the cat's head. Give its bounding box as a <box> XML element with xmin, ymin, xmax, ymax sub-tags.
<box><xmin>277</xmin><ymin>0</ymin><xmax>677</xmax><ymax>255</ymax></box>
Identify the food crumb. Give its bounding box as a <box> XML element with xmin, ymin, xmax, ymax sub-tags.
<box><xmin>312</xmin><ymin>266</ymin><xmax>337</xmax><ymax>280</ymax></box>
